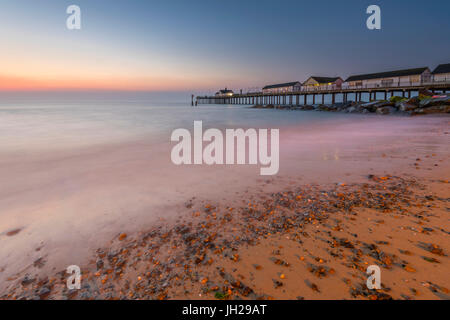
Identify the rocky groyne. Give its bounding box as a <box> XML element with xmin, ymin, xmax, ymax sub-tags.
<box><xmin>252</xmin><ymin>91</ymin><xmax>450</xmax><ymax>116</ymax></box>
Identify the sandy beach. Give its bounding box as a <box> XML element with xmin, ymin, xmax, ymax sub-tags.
<box><xmin>0</xmin><ymin>113</ymin><xmax>449</xmax><ymax>300</ymax></box>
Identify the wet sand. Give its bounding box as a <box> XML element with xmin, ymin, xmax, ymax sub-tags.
<box><xmin>0</xmin><ymin>114</ymin><xmax>449</xmax><ymax>299</ymax></box>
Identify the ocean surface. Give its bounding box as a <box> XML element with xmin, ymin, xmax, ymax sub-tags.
<box><xmin>0</xmin><ymin>92</ymin><xmax>364</xmax><ymax>153</ymax></box>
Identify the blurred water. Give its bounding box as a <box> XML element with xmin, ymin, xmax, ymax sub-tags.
<box><xmin>0</xmin><ymin>92</ymin><xmax>360</xmax><ymax>152</ymax></box>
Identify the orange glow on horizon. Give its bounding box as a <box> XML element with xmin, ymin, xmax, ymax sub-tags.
<box><xmin>0</xmin><ymin>74</ymin><xmax>220</xmax><ymax>92</ymax></box>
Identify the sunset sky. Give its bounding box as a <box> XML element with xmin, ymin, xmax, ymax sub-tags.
<box><xmin>1</xmin><ymin>0</ymin><xmax>449</xmax><ymax>93</ymax></box>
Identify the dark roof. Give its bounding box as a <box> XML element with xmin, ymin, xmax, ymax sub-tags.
<box><xmin>307</xmin><ymin>76</ymin><xmax>342</xmax><ymax>84</ymax></box>
<box><xmin>345</xmin><ymin>67</ymin><xmax>429</xmax><ymax>82</ymax></box>
<box><xmin>432</xmin><ymin>63</ymin><xmax>450</xmax><ymax>74</ymax></box>
<box><xmin>263</xmin><ymin>82</ymin><xmax>301</xmax><ymax>90</ymax></box>
<box><xmin>218</xmin><ymin>89</ymin><xmax>233</xmax><ymax>94</ymax></box>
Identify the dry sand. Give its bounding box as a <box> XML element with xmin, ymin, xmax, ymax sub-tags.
<box><xmin>0</xmin><ymin>114</ymin><xmax>448</xmax><ymax>299</ymax></box>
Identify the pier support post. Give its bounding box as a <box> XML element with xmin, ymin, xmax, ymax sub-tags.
<box><xmin>332</xmin><ymin>93</ymin><xmax>335</xmax><ymax>104</ymax></box>
<box><xmin>304</xmin><ymin>94</ymin><xmax>307</xmax><ymax>105</ymax></box>
<box><xmin>322</xmin><ymin>94</ymin><xmax>325</xmax><ymax>104</ymax></box>
<box><xmin>312</xmin><ymin>94</ymin><xmax>315</xmax><ymax>104</ymax></box>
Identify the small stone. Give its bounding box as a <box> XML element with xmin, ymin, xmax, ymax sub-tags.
<box><xmin>21</xmin><ymin>274</ymin><xmax>35</xmax><ymax>286</ymax></box>
<box><xmin>96</xmin><ymin>259</ymin><xmax>104</xmax><ymax>270</ymax></box>
<box><xmin>118</xmin><ymin>233</ymin><xmax>127</xmax><ymax>241</ymax></box>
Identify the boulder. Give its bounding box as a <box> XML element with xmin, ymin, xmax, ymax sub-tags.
<box><xmin>398</xmin><ymin>101</ymin><xmax>418</xmax><ymax>112</ymax></box>
<box><xmin>332</xmin><ymin>103</ymin><xmax>345</xmax><ymax>111</ymax></box>
<box><xmin>346</xmin><ymin>106</ymin><xmax>356</xmax><ymax>113</ymax></box>
<box><xmin>328</xmin><ymin>104</ymin><xmax>341</xmax><ymax>111</ymax></box>
<box><xmin>404</xmin><ymin>96</ymin><xmax>420</xmax><ymax>107</ymax></box>
<box><xmin>376</xmin><ymin>106</ymin><xmax>396</xmax><ymax>115</ymax></box>
<box><xmin>347</xmin><ymin>106</ymin><xmax>362</xmax><ymax>113</ymax></box>
<box><xmin>419</xmin><ymin>95</ymin><xmax>450</xmax><ymax>108</ymax></box>
<box><xmin>317</xmin><ymin>104</ymin><xmax>338</xmax><ymax>111</ymax></box>
<box><xmin>361</xmin><ymin>101</ymin><xmax>394</xmax><ymax>112</ymax></box>
<box><xmin>390</xmin><ymin>96</ymin><xmax>407</xmax><ymax>104</ymax></box>
<box><xmin>412</xmin><ymin>105</ymin><xmax>450</xmax><ymax>115</ymax></box>
<box><xmin>338</xmin><ymin>101</ymin><xmax>356</xmax><ymax>108</ymax></box>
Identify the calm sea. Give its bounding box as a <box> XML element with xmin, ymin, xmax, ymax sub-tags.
<box><xmin>0</xmin><ymin>91</ymin><xmax>364</xmax><ymax>152</ymax></box>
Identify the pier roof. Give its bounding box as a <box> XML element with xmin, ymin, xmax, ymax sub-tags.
<box><xmin>217</xmin><ymin>88</ymin><xmax>233</xmax><ymax>94</ymax></box>
<box><xmin>345</xmin><ymin>67</ymin><xmax>429</xmax><ymax>82</ymax></box>
<box><xmin>432</xmin><ymin>63</ymin><xmax>450</xmax><ymax>74</ymax></box>
<box><xmin>308</xmin><ymin>76</ymin><xmax>341</xmax><ymax>84</ymax></box>
<box><xmin>262</xmin><ymin>82</ymin><xmax>301</xmax><ymax>89</ymax></box>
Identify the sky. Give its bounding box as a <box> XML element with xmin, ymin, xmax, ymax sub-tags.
<box><xmin>1</xmin><ymin>0</ymin><xmax>449</xmax><ymax>94</ymax></box>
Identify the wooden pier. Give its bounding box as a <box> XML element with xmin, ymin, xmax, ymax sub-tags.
<box><xmin>196</xmin><ymin>81</ymin><xmax>450</xmax><ymax>105</ymax></box>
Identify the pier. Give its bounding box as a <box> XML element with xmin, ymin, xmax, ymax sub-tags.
<box><xmin>196</xmin><ymin>81</ymin><xmax>450</xmax><ymax>105</ymax></box>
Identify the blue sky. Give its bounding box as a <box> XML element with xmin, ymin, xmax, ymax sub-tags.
<box><xmin>1</xmin><ymin>0</ymin><xmax>449</xmax><ymax>93</ymax></box>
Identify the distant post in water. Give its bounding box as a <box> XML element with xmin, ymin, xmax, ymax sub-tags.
<box><xmin>191</xmin><ymin>94</ymin><xmax>194</xmax><ymax>106</ymax></box>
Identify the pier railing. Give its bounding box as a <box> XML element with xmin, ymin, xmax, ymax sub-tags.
<box><xmin>197</xmin><ymin>79</ymin><xmax>449</xmax><ymax>105</ymax></box>
<box><xmin>231</xmin><ymin>79</ymin><xmax>450</xmax><ymax>95</ymax></box>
